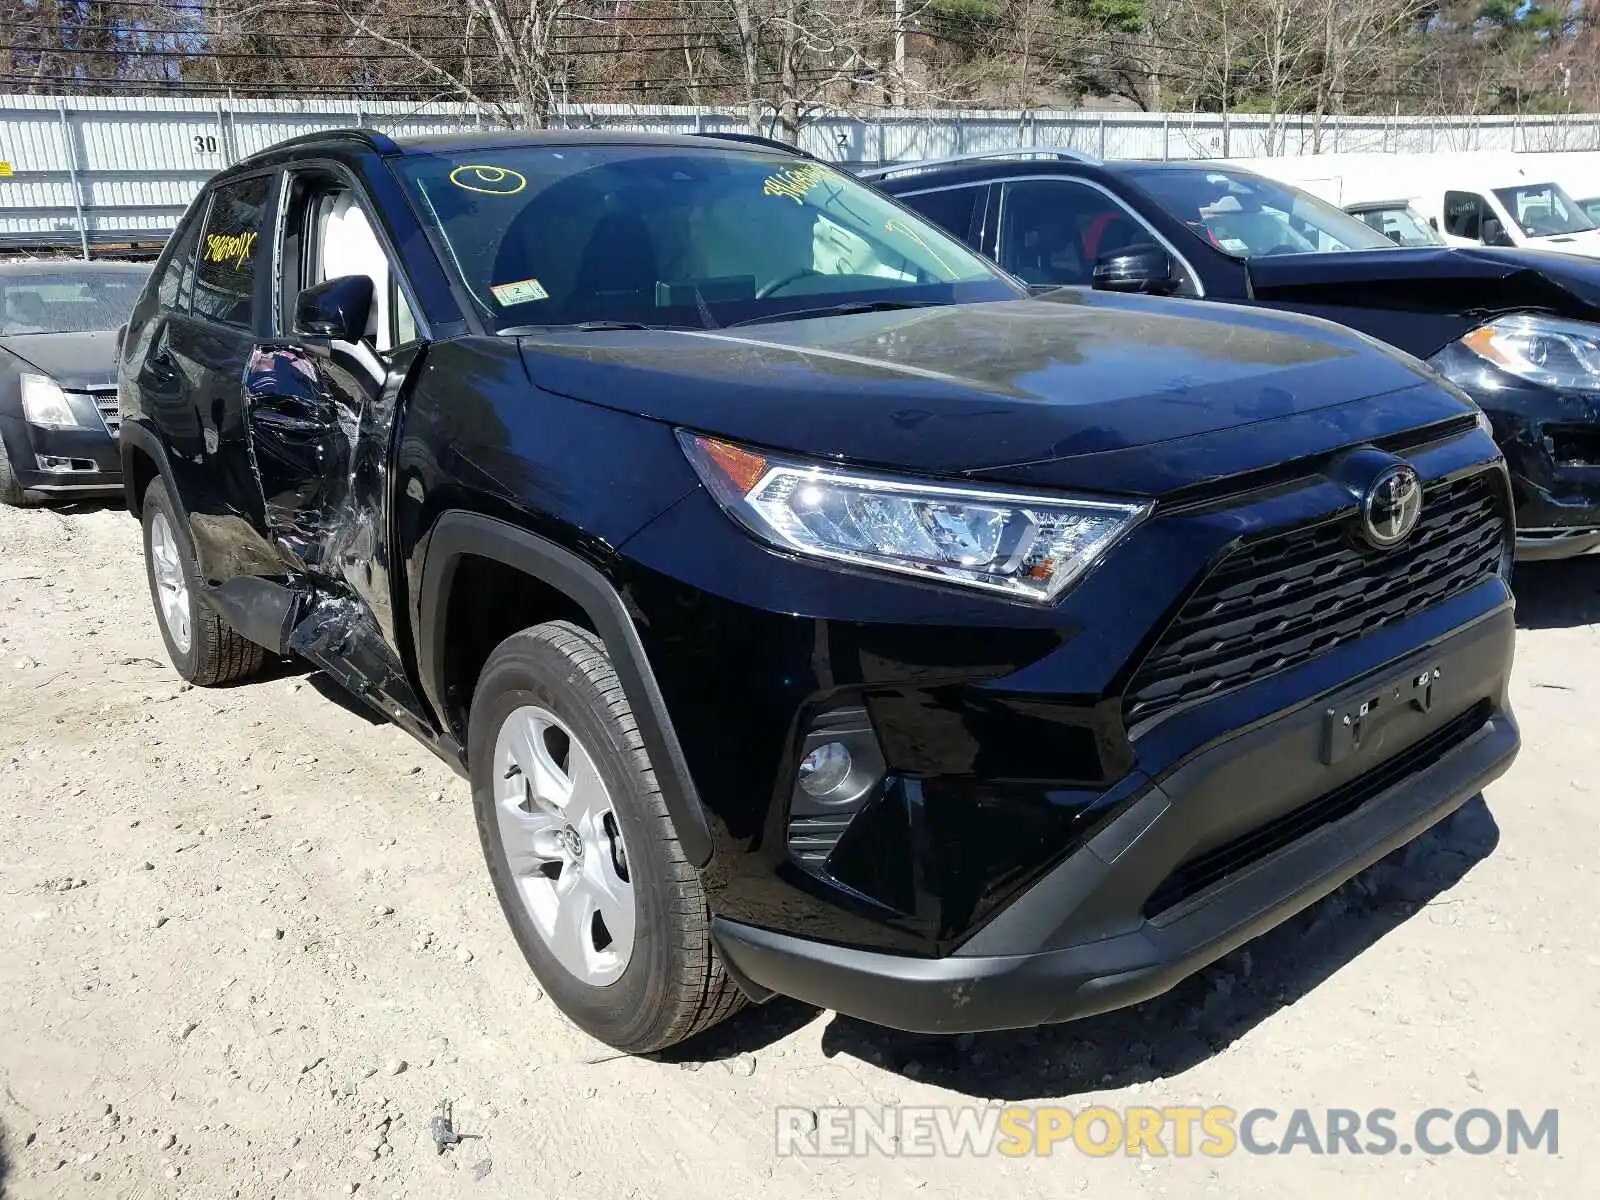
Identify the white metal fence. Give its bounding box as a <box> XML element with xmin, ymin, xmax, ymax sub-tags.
<box><xmin>4</xmin><ymin>93</ymin><xmax>1600</xmax><ymax>253</ymax></box>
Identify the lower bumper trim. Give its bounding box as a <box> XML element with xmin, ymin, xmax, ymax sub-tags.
<box><xmin>713</xmin><ymin>708</ymin><xmax>1517</xmax><ymax>1035</ymax></box>
<box><xmin>1515</xmin><ymin>527</ymin><xmax>1600</xmax><ymax>561</ymax></box>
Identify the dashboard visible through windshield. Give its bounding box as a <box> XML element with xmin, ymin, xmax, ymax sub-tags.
<box><xmin>1493</xmin><ymin>183</ymin><xmax>1596</xmax><ymax>239</ymax></box>
<box><xmin>392</xmin><ymin>144</ymin><xmax>1018</xmax><ymax>331</ymax></box>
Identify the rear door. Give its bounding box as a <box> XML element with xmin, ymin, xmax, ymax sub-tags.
<box><xmin>161</xmin><ymin>172</ymin><xmax>280</xmax><ymax>577</ymax></box>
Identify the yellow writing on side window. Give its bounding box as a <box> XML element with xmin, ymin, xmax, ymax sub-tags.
<box><xmin>763</xmin><ymin>163</ymin><xmax>831</xmax><ymax>205</ymax></box>
<box><xmin>204</xmin><ymin>230</ymin><xmax>257</xmax><ymax>270</ymax></box>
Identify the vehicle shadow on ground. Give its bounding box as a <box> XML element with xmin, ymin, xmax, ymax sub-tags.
<box><xmin>666</xmin><ymin>798</ymin><xmax>1500</xmax><ymax>1098</ymax></box>
<box><xmin>302</xmin><ymin>670</ymin><xmax>388</xmax><ymax>726</ymax></box>
<box><xmin>1513</xmin><ymin>557</ymin><xmax>1600</xmax><ymax>629</ymax></box>
<box><xmin>0</xmin><ymin>1117</ymin><xmax>12</xmax><ymax>1195</ymax></box>
<box><xmin>43</xmin><ymin>497</ymin><xmax>123</xmax><ymax>518</ymax></box>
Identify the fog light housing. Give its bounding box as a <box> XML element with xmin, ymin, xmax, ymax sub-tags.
<box><xmin>787</xmin><ymin>707</ymin><xmax>886</xmax><ymax>873</ymax></box>
<box><xmin>798</xmin><ymin>742</ymin><xmax>853</xmax><ymax>797</ymax></box>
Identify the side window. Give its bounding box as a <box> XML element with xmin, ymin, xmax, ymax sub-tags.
<box><xmin>1444</xmin><ymin>191</ymin><xmax>1485</xmax><ymax>241</ymax></box>
<box><xmin>901</xmin><ymin>187</ymin><xmax>982</xmax><ymax>246</ymax></box>
<box><xmin>307</xmin><ymin>186</ymin><xmax>417</xmax><ymax>353</ymax></box>
<box><xmin>156</xmin><ymin>201</ymin><xmax>205</xmax><ymax>315</ymax></box>
<box><xmin>194</xmin><ymin>175</ymin><xmax>271</xmax><ymax>328</ymax></box>
<box><xmin>999</xmin><ymin>179</ymin><xmax>1193</xmax><ymax>292</ymax></box>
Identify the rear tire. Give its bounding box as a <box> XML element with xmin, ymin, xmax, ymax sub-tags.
<box><xmin>469</xmin><ymin>620</ymin><xmax>744</xmax><ymax>1053</ymax></box>
<box><xmin>140</xmin><ymin>476</ymin><xmax>267</xmax><ymax>686</ymax></box>
<box><xmin>0</xmin><ymin>441</ymin><xmax>35</xmax><ymax>507</ymax></box>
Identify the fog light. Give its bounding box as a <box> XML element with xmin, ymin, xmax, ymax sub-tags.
<box><xmin>35</xmin><ymin>454</ymin><xmax>75</xmax><ymax>473</ymax></box>
<box><xmin>798</xmin><ymin>742</ymin><xmax>852</xmax><ymax>797</ymax></box>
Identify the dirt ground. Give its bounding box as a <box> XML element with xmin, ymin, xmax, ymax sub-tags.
<box><xmin>1</xmin><ymin>498</ymin><xmax>1597</xmax><ymax>1200</ymax></box>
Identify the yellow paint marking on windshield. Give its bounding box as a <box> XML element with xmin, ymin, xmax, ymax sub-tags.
<box><xmin>883</xmin><ymin>218</ymin><xmax>956</xmax><ymax>278</ymax></box>
<box><xmin>449</xmin><ymin>164</ymin><xmax>528</xmax><ymax>196</ymax></box>
<box><xmin>763</xmin><ymin>162</ymin><xmax>831</xmax><ymax>205</ymax></box>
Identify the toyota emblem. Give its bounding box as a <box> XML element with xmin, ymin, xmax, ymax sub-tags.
<box><xmin>1361</xmin><ymin>464</ymin><xmax>1423</xmax><ymax>549</ymax></box>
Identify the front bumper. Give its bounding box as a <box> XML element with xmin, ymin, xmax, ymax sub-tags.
<box><xmin>713</xmin><ymin>607</ymin><xmax>1518</xmax><ymax>1034</ymax></box>
<box><xmin>1432</xmin><ymin>347</ymin><xmax>1600</xmax><ymax>560</ymax></box>
<box><xmin>0</xmin><ymin>413</ymin><xmax>121</xmax><ymax>495</ymax></box>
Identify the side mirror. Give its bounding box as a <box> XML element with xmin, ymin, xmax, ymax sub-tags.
<box><xmin>295</xmin><ymin>275</ymin><xmax>373</xmax><ymax>343</ymax></box>
<box><xmin>1091</xmin><ymin>243</ymin><xmax>1182</xmax><ymax>296</ymax></box>
<box><xmin>1481</xmin><ymin>217</ymin><xmax>1514</xmax><ymax>248</ymax></box>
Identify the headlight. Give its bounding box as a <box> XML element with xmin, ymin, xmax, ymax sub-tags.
<box><xmin>19</xmin><ymin>374</ymin><xmax>88</xmax><ymax>429</ymax></box>
<box><xmin>679</xmin><ymin>432</ymin><xmax>1150</xmax><ymax>602</ymax></box>
<box><xmin>1459</xmin><ymin>314</ymin><xmax>1600</xmax><ymax>392</ymax></box>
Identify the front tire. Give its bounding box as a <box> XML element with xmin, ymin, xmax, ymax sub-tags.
<box><xmin>140</xmin><ymin>477</ymin><xmax>267</xmax><ymax>686</ymax></box>
<box><xmin>0</xmin><ymin>440</ymin><xmax>35</xmax><ymax>507</ymax></box>
<box><xmin>469</xmin><ymin>621</ymin><xmax>743</xmax><ymax>1053</ymax></box>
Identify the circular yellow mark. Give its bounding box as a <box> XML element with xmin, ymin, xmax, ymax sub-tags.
<box><xmin>448</xmin><ymin>164</ymin><xmax>528</xmax><ymax>196</ymax></box>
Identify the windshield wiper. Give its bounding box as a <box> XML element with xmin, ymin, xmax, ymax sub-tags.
<box><xmin>498</xmin><ymin>320</ymin><xmax>667</xmax><ymax>335</ymax></box>
<box><xmin>727</xmin><ymin>300</ymin><xmax>937</xmax><ymax>328</ymax></box>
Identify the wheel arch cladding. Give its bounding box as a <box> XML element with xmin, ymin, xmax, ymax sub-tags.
<box><xmin>418</xmin><ymin>511</ymin><xmax>714</xmax><ymax>868</ymax></box>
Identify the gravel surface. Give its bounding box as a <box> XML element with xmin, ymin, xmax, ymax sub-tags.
<box><xmin>1</xmin><ymin>499</ymin><xmax>1597</xmax><ymax>1198</ymax></box>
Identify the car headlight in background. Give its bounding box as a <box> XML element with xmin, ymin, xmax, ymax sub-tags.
<box><xmin>1458</xmin><ymin>315</ymin><xmax>1600</xmax><ymax>392</ymax></box>
<box><xmin>679</xmin><ymin>432</ymin><xmax>1150</xmax><ymax>602</ymax></box>
<box><xmin>19</xmin><ymin>374</ymin><xmax>90</xmax><ymax>429</ymax></box>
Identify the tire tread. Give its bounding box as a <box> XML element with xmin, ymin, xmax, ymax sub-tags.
<box><xmin>482</xmin><ymin>620</ymin><xmax>745</xmax><ymax>1052</ymax></box>
<box><xmin>143</xmin><ymin>477</ymin><xmax>269</xmax><ymax>687</ymax></box>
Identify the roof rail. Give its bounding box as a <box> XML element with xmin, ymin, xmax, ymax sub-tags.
<box><xmin>858</xmin><ymin>148</ymin><xmax>1099</xmax><ymax>180</ymax></box>
<box><xmin>691</xmin><ymin>131</ymin><xmax>819</xmax><ymax>160</ymax></box>
<box><xmin>252</xmin><ymin>127</ymin><xmax>400</xmax><ymax>159</ymax></box>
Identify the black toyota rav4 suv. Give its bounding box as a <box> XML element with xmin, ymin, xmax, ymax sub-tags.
<box><xmin>118</xmin><ymin>130</ymin><xmax>1519</xmax><ymax>1053</ymax></box>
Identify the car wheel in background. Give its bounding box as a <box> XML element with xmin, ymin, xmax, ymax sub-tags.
<box><xmin>0</xmin><ymin>441</ymin><xmax>35</xmax><ymax>507</ymax></box>
<box><xmin>469</xmin><ymin>620</ymin><xmax>745</xmax><ymax>1053</ymax></box>
<box><xmin>140</xmin><ymin>476</ymin><xmax>268</xmax><ymax>686</ymax></box>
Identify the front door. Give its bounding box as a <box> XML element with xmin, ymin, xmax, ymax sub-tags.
<box><xmin>241</xmin><ymin>166</ymin><xmax>434</xmax><ymax>735</ymax></box>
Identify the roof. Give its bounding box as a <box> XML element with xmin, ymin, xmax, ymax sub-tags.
<box><xmin>0</xmin><ymin>259</ymin><xmax>152</xmax><ymax>276</ymax></box>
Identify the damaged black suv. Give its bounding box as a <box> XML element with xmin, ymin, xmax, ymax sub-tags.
<box><xmin>118</xmin><ymin>130</ymin><xmax>1519</xmax><ymax>1053</ymax></box>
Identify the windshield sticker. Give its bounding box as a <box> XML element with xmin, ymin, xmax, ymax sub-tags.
<box><xmin>491</xmin><ymin>277</ymin><xmax>549</xmax><ymax>307</ymax></box>
<box><xmin>449</xmin><ymin>164</ymin><xmax>528</xmax><ymax>196</ymax></box>
<box><xmin>204</xmin><ymin>230</ymin><xmax>257</xmax><ymax>269</ymax></box>
<box><xmin>763</xmin><ymin>162</ymin><xmax>831</xmax><ymax>205</ymax></box>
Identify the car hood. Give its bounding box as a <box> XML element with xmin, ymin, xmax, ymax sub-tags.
<box><xmin>1246</xmin><ymin>245</ymin><xmax>1600</xmax><ymax>319</ymax></box>
<box><xmin>518</xmin><ymin>291</ymin><xmax>1444</xmax><ymax>490</ymax></box>
<box><xmin>0</xmin><ymin>330</ymin><xmax>119</xmax><ymax>389</ymax></box>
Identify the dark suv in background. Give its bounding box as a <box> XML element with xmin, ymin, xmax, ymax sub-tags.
<box><xmin>118</xmin><ymin>130</ymin><xmax>1517</xmax><ymax>1052</ymax></box>
<box><xmin>873</xmin><ymin>150</ymin><xmax>1600</xmax><ymax>560</ymax></box>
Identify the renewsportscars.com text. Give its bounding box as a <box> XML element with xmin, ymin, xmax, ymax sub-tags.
<box><xmin>775</xmin><ymin>1105</ymin><xmax>1560</xmax><ymax>1158</ymax></box>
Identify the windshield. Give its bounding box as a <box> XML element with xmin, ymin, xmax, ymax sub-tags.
<box><xmin>1351</xmin><ymin>205</ymin><xmax>1442</xmax><ymax>247</ymax></box>
<box><xmin>1126</xmin><ymin>167</ymin><xmax>1396</xmax><ymax>259</ymax></box>
<box><xmin>393</xmin><ymin>144</ymin><xmax>1017</xmax><ymax>331</ymax></box>
<box><xmin>0</xmin><ymin>268</ymin><xmax>148</xmax><ymax>336</ymax></box>
<box><xmin>1493</xmin><ymin>183</ymin><xmax>1596</xmax><ymax>238</ymax></box>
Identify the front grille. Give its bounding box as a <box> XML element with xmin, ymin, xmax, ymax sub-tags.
<box><xmin>1141</xmin><ymin>700</ymin><xmax>1492</xmax><ymax>918</ymax></box>
<box><xmin>89</xmin><ymin>388</ymin><xmax>119</xmax><ymax>435</ymax></box>
<box><xmin>1125</xmin><ymin>471</ymin><xmax>1505</xmax><ymax>725</ymax></box>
